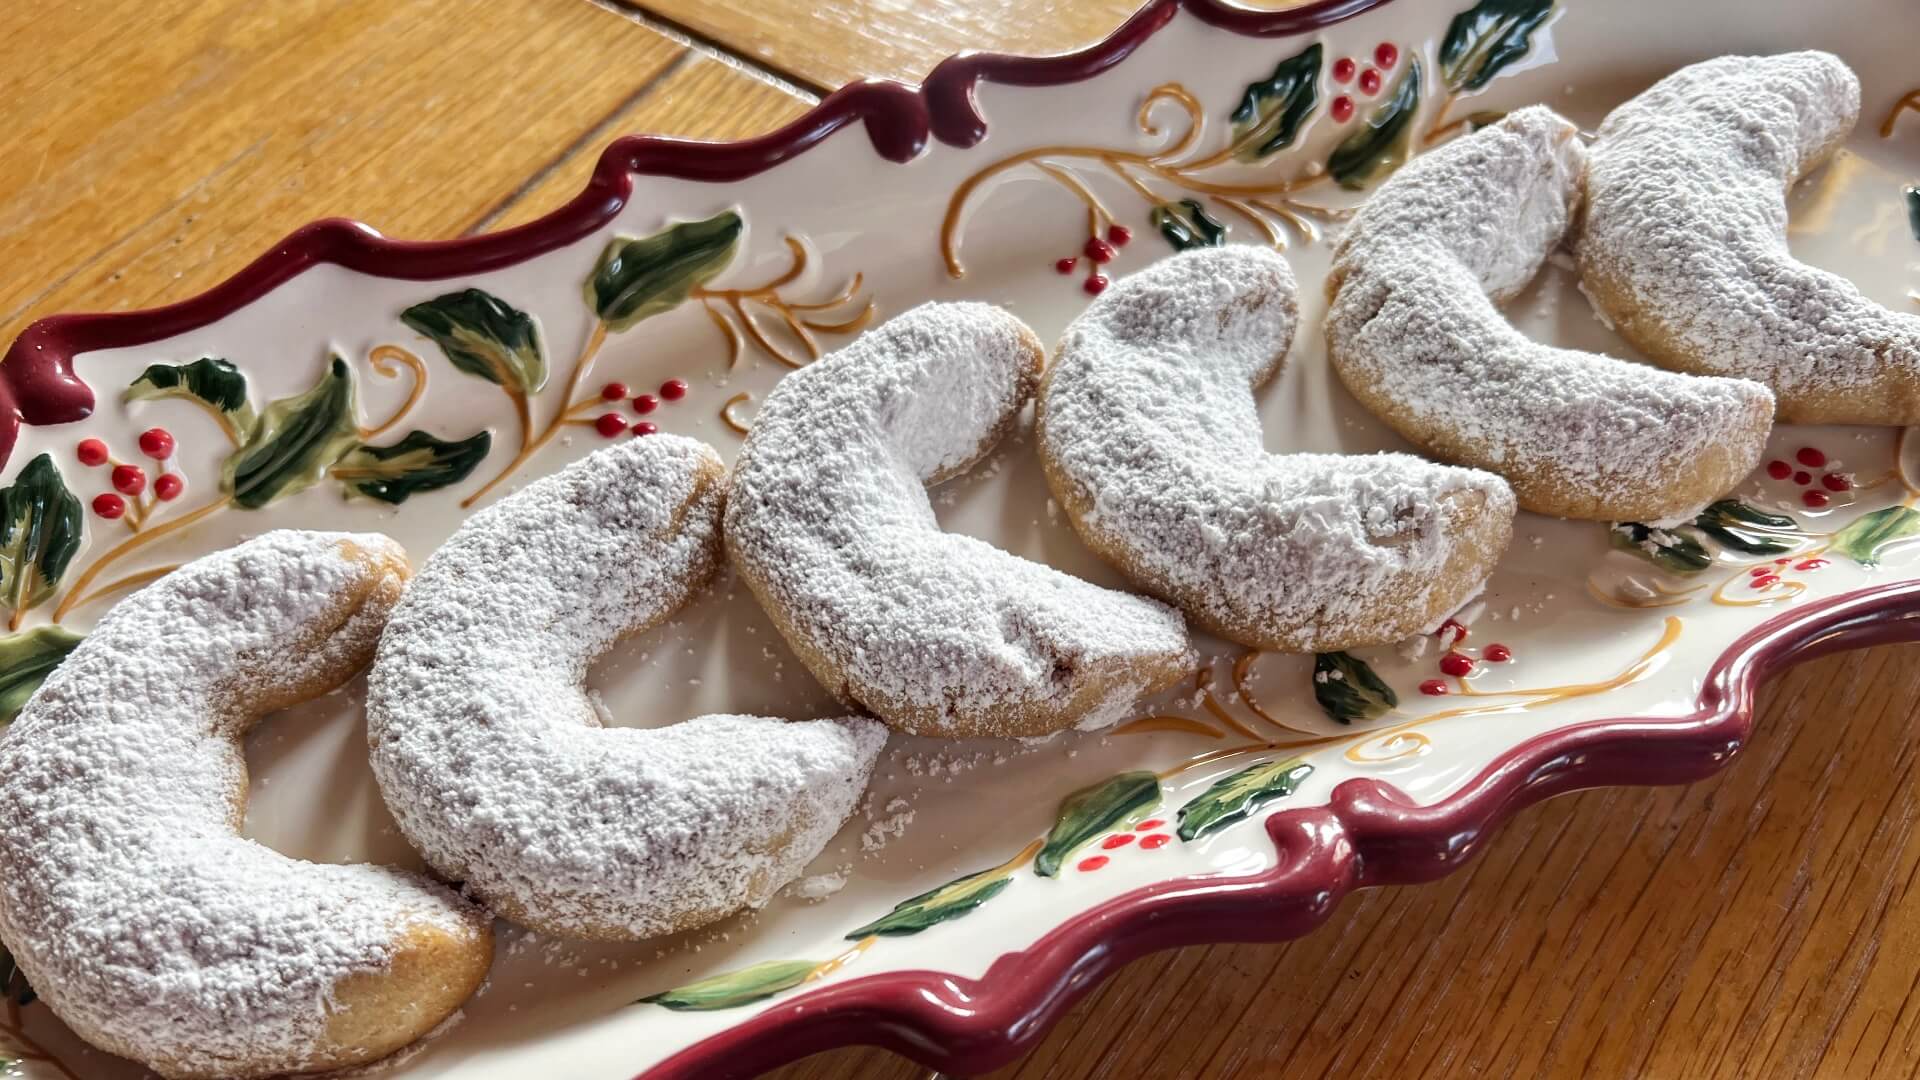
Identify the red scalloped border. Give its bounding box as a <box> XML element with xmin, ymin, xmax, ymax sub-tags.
<box><xmin>14</xmin><ymin>0</ymin><xmax>1915</xmax><ymax>1077</ymax></box>
<box><xmin>651</xmin><ymin>581</ymin><xmax>1920</xmax><ymax>1078</ymax></box>
<box><xmin>0</xmin><ymin>0</ymin><xmax>1389</xmax><ymax>470</ymax></box>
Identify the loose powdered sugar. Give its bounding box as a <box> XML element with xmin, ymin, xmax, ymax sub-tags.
<box><xmin>0</xmin><ymin>531</ymin><xmax>485</xmax><ymax>1077</ymax></box>
<box><xmin>1040</xmin><ymin>246</ymin><xmax>1515</xmax><ymax>652</ymax></box>
<box><xmin>1327</xmin><ymin>106</ymin><xmax>1774</xmax><ymax>522</ymax></box>
<box><xmin>1578</xmin><ymin>52</ymin><xmax>1920</xmax><ymax>422</ymax></box>
<box><xmin>368</xmin><ymin>436</ymin><xmax>886</xmax><ymax>940</ymax></box>
<box><xmin>725</xmin><ymin>303</ymin><xmax>1194</xmax><ymax>738</ymax></box>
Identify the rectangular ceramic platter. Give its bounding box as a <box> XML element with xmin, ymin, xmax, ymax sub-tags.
<box><xmin>6</xmin><ymin>0</ymin><xmax>1920</xmax><ymax>1074</ymax></box>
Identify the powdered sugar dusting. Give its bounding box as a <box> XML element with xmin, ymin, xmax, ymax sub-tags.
<box><xmin>1040</xmin><ymin>246</ymin><xmax>1516</xmax><ymax>652</ymax></box>
<box><xmin>369</xmin><ymin>436</ymin><xmax>886</xmax><ymax>940</ymax></box>
<box><xmin>1327</xmin><ymin>106</ymin><xmax>1774</xmax><ymax>521</ymax></box>
<box><xmin>0</xmin><ymin>531</ymin><xmax>485</xmax><ymax>1077</ymax></box>
<box><xmin>726</xmin><ymin>302</ymin><xmax>1194</xmax><ymax>738</ymax></box>
<box><xmin>1579</xmin><ymin>51</ymin><xmax>1920</xmax><ymax>422</ymax></box>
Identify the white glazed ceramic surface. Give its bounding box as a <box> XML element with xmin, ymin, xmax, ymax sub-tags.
<box><xmin>6</xmin><ymin>0</ymin><xmax>1920</xmax><ymax>1075</ymax></box>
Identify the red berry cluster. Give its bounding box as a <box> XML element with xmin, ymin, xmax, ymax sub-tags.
<box><xmin>1329</xmin><ymin>42</ymin><xmax>1399</xmax><ymax>125</ymax></box>
<box><xmin>591</xmin><ymin>379</ymin><xmax>689</xmax><ymax>439</ymax></box>
<box><xmin>1077</xmin><ymin>817</ymin><xmax>1175</xmax><ymax>872</ymax></box>
<box><xmin>1417</xmin><ymin>617</ymin><xmax>1514</xmax><ymax>696</ymax></box>
<box><xmin>1762</xmin><ymin>445</ymin><xmax>1849</xmax><ymax>508</ymax></box>
<box><xmin>1748</xmin><ymin>556</ymin><xmax>1829</xmax><ymax>592</ymax></box>
<box><xmin>1055</xmin><ymin>224</ymin><xmax>1133</xmax><ymax>296</ymax></box>
<box><xmin>76</xmin><ymin>428</ymin><xmax>183</xmax><ymax>521</ymax></box>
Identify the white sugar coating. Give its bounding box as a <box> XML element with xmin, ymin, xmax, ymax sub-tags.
<box><xmin>368</xmin><ymin>435</ymin><xmax>886</xmax><ymax>940</ymax></box>
<box><xmin>1578</xmin><ymin>51</ymin><xmax>1920</xmax><ymax>423</ymax></box>
<box><xmin>0</xmin><ymin>531</ymin><xmax>486</xmax><ymax>1079</ymax></box>
<box><xmin>1327</xmin><ymin>106</ymin><xmax>1774</xmax><ymax>522</ymax></box>
<box><xmin>726</xmin><ymin>302</ymin><xmax>1194</xmax><ymax>738</ymax></box>
<box><xmin>1039</xmin><ymin>246</ymin><xmax>1515</xmax><ymax>653</ymax></box>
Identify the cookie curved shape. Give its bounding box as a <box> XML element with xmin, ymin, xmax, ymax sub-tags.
<box><xmin>0</xmin><ymin>531</ymin><xmax>490</xmax><ymax>1080</ymax></box>
<box><xmin>1578</xmin><ymin>51</ymin><xmax>1920</xmax><ymax>424</ymax></box>
<box><xmin>1038</xmin><ymin>246</ymin><xmax>1515</xmax><ymax>653</ymax></box>
<box><xmin>726</xmin><ymin>303</ymin><xmax>1194</xmax><ymax>738</ymax></box>
<box><xmin>1327</xmin><ymin>106</ymin><xmax>1774</xmax><ymax>521</ymax></box>
<box><xmin>369</xmin><ymin>435</ymin><xmax>885</xmax><ymax>940</ymax></box>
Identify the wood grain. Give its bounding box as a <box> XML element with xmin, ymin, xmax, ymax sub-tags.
<box><xmin>0</xmin><ymin>0</ymin><xmax>690</xmax><ymax>350</ymax></box>
<box><xmin>478</xmin><ymin>55</ymin><xmax>813</xmax><ymax>233</ymax></box>
<box><xmin>621</xmin><ymin>0</ymin><xmax>1137</xmax><ymax>89</ymax></box>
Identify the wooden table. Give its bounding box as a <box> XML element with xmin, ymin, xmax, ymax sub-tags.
<box><xmin>8</xmin><ymin>2</ymin><xmax>1920</xmax><ymax>1077</ymax></box>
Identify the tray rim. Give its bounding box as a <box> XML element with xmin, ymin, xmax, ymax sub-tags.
<box><xmin>10</xmin><ymin>1</ymin><xmax>1920</xmax><ymax>1077</ymax></box>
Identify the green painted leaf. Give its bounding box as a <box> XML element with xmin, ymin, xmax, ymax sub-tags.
<box><xmin>0</xmin><ymin>455</ymin><xmax>82</xmax><ymax>621</ymax></box>
<box><xmin>846</xmin><ymin>865</ymin><xmax>1012</xmax><ymax>938</ymax></box>
<box><xmin>1905</xmin><ymin>185</ymin><xmax>1920</xmax><ymax>244</ymax></box>
<box><xmin>1609</xmin><ymin>522</ymin><xmax>1712</xmax><ymax>575</ymax></box>
<box><xmin>0</xmin><ymin>940</ymin><xmax>34</xmax><ymax>1006</ymax></box>
<box><xmin>1176</xmin><ymin>757</ymin><xmax>1314</xmax><ymax>842</ymax></box>
<box><xmin>585</xmin><ymin>210</ymin><xmax>743</xmax><ymax>333</ymax></box>
<box><xmin>222</xmin><ymin>356</ymin><xmax>360</xmax><ymax>510</ymax></box>
<box><xmin>1694</xmin><ymin>499</ymin><xmax>1801</xmax><ymax>556</ymax></box>
<box><xmin>0</xmin><ymin>627</ymin><xmax>81</xmax><ymax>725</ymax></box>
<box><xmin>1831</xmin><ymin>505</ymin><xmax>1920</xmax><ymax>566</ymax></box>
<box><xmin>1151</xmin><ymin>199</ymin><xmax>1227</xmax><ymax>252</ymax></box>
<box><xmin>1312</xmin><ymin>651</ymin><xmax>1397</xmax><ymax>726</ymax></box>
<box><xmin>1328</xmin><ymin>59</ymin><xmax>1422</xmax><ymax>189</ymax></box>
<box><xmin>1228</xmin><ymin>43</ymin><xmax>1322</xmax><ymax>161</ymax></box>
<box><xmin>125</xmin><ymin>357</ymin><xmax>256</xmax><ymax>436</ymax></box>
<box><xmin>1439</xmin><ymin>0</ymin><xmax>1556</xmax><ymax>93</ymax></box>
<box><xmin>637</xmin><ymin>958</ymin><xmax>817</xmax><ymax>1011</ymax></box>
<box><xmin>334</xmin><ymin>430</ymin><xmax>491</xmax><ymax>505</ymax></box>
<box><xmin>400</xmin><ymin>289</ymin><xmax>547</xmax><ymax>396</ymax></box>
<box><xmin>1035</xmin><ymin>771</ymin><xmax>1160</xmax><ymax>877</ymax></box>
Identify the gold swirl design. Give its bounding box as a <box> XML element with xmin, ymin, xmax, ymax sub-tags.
<box><xmin>940</xmin><ymin>80</ymin><xmax>1347</xmax><ymax>278</ymax></box>
<box><xmin>356</xmin><ymin>344</ymin><xmax>428</xmax><ymax>441</ymax></box>
<box><xmin>1345</xmin><ymin>730</ymin><xmax>1432</xmax><ymax>764</ymax></box>
<box><xmin>719</xmin><ymin>391</ymin><xmax>755</xmax><ymax>435</ymax></box>
<box><xmin>692</xmin><ymin>237</ymin><xmax>875</xmax><ymax>370</ymax></box>
<box><xmin>1137</xmin><ymin>617</ymin><xmax>1684</xmax><ymax>782</ymax></box>
<box><xmin>1881</xmin><ymin>90</ymin><xmax>1920</xmax><ymax>138</ymax></box>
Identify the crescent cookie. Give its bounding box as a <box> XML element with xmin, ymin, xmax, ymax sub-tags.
<box><xmin>725</xmin><ymin>303</ymin><xmax>1195</xmax><ymax>739</ymax></box>
<box><xmin>1578</xmin><ymin>51</ymin><xmax>1920</xmax><ymax>423</ymax></box>
<box><xmin>1038</xmin><ymin>246</ymin><xmax>1515</xmax><ymax>653</ymax></box>
<box><xmin>1326</xmin><ymin>106</ymin><xmax>1775</xmax><ymax>521</ymax></box>
<box><xmin>0</xmin><ymin>531</ymin><xmax>491</xmax><ymax>1080</ymax></box>
<box><xmin>368</xmin><ymin>435</ymin><xmax>885</xmax><ymax>941</ymax></box>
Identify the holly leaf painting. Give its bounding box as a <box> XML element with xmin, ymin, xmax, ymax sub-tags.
<box><xmin>1693</xmin><ymin>499</ymin><xmax>1800</xmax><ymax>557</ymax></box>
<box><xmin>0</xmin><ymin>455</ymin><xmax>83</xmax><ymax>623</ymax></box>
<box><xmin>637</xmin><ymin>959</ymin><xmax>817</xmax><ymax>1011</ymax></box>
<box><xmin>333</xmin><ymin>430</ymin><xmax>492</xmax><ymax>505</ymax></box>
<box><xmin>1176</xmin><ymin>757</ymin><xmax>1315</xmax><ymax>842</ymax></box>
<box><xmin>0</xmin><ymin>626</ymin><xmax>81</xmax><ymax>725</ymax></box>
<box><xmin>400</xmin><ymin>289</ymin><xmax>547</xmax><ymax>396</ymax></box>
<box><xmin>586</xmin><ymin>210</ymin><xmax>744</xmax><ymax>333</ymax></box>
<box><xmin>222</xmin><ymin>356</ymin><xmax>361</xmax><ymax>510</ymax></box>
<box><xmin>1313</xmin><ymin>651</ymin><xmax>1397</xmax><ymax>725</ymax></box>
<box><xmin>845</xmin><ymin>865</ymin><xmax>1013</xmax><ymax>938</ymax></box>
<box><xmin>1151</xmin><ymin>198</ymin><xmax>1227</xmax><ymax>252</ymax></box>
<box><xmin>1328</xmin><ymin>59</ymin><xmax>1422</xmax><ymax>189</ymax></box>
<box><xmin>1034</xmin><ymin>770</ymin><xmax>1160</xmax><ymax>877</ymax></box>
<box><xmin>1228</xmin><ymin>43</ymin><xmax>1322</xmax><ymax>161</ymax></box>
<box><xmin>1831</xmin><ymin>505</ymin><xmax>1920</xmax><ymax>567</ymax></box>
<box><xmin>125</xmin><ymin>357</ymin><xmax>256</xmax><ymax>441</ymax></box>
<box><xmin>1439</xmin><ymin>0</ymin><xmax>1556</xmax><ymax>93</ymax></box>
<box><xmin>1609</xmin><ymin>522</ymin><xmax>1713</xmax><ymax>575</ymax></box>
